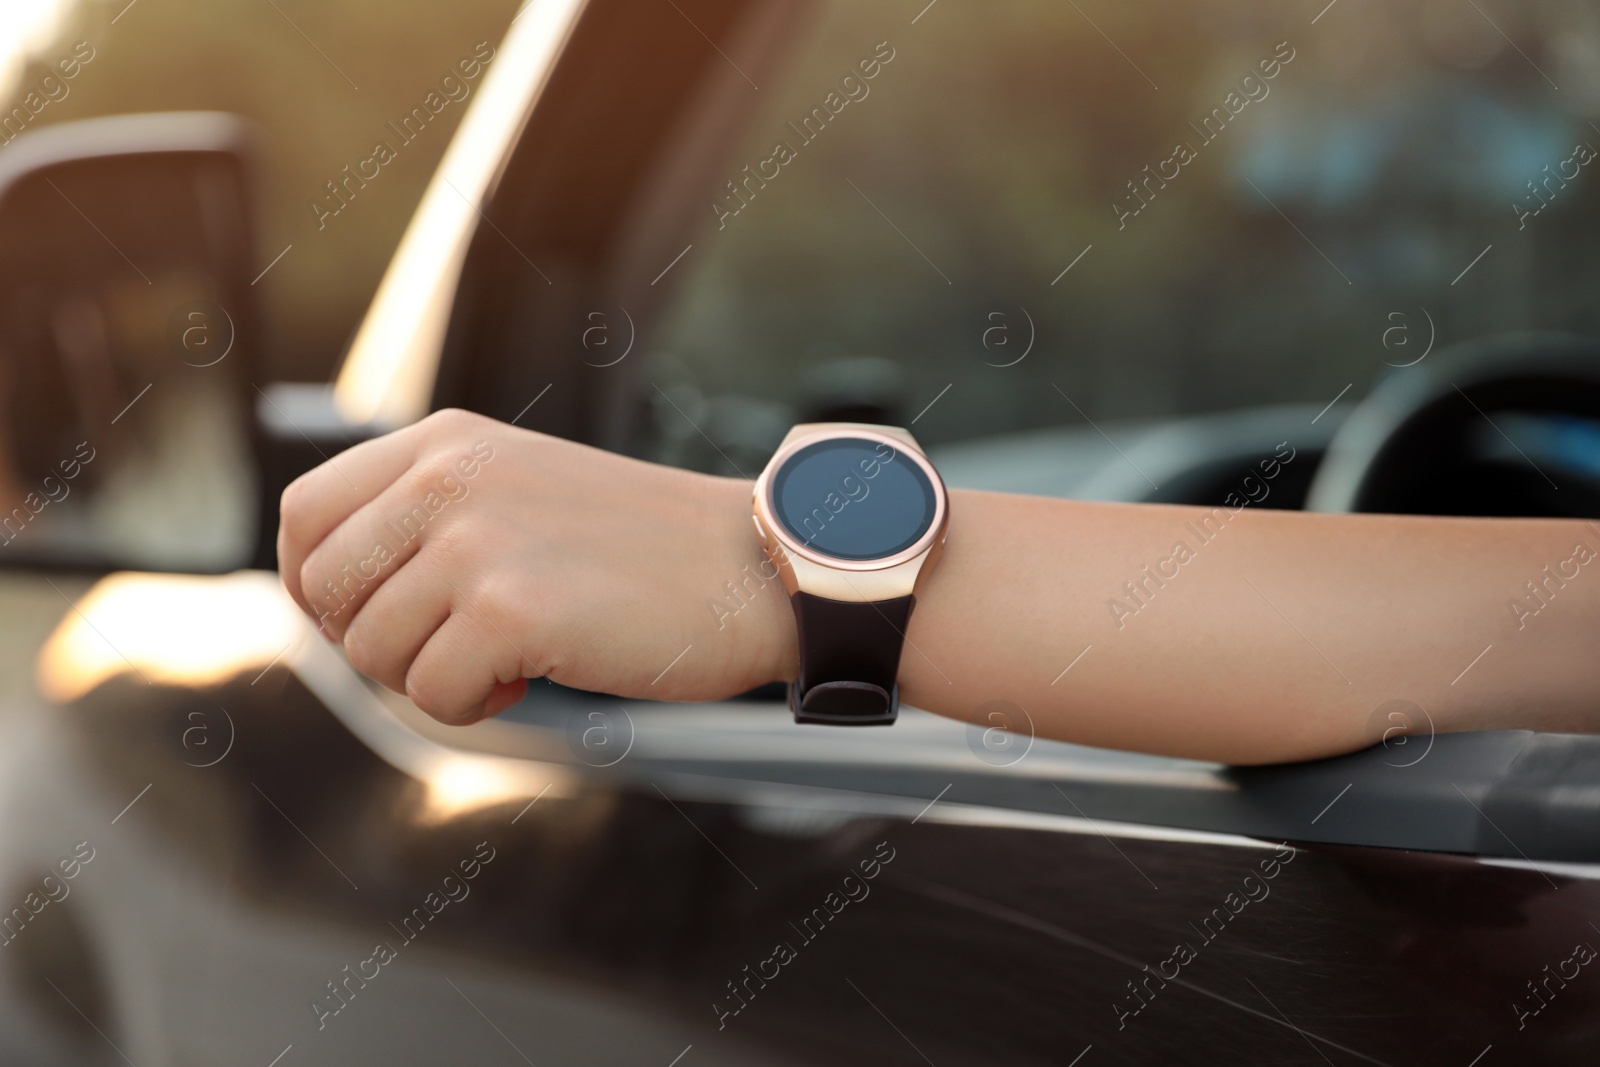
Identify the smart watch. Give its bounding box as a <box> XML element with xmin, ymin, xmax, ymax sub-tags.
<box><xmin>752</xmin><ymin>423</ymin><xmax>949</xmax><ymax>726</ymax></box>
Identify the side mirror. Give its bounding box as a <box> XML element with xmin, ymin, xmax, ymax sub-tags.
<box><xmin>0</xmin><ymin>112</ymin><xmax>261</xmax><ymax>573</ymax></box>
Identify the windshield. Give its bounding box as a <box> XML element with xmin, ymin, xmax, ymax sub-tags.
<box><xmin>637</xmin><ymin>0</ymin><xmax>1600</xmax><ymax>469</ymax></box>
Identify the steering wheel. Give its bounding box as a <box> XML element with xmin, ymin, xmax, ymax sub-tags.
<box><xmin>1305</xmin><ymin>333</ymin><xmax>1600</xmax><ymax>518</ymax></box>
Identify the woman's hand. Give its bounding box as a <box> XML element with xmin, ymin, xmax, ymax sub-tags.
<box><xmin>277</xmin><ymin>409</ymin><xmax>794</xmax><ymax>724</ymax></box>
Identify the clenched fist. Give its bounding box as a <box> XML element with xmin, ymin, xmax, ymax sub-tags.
<box><xmin>277</xmin><ymin>409</ymin><xmax>795</xmax><ymax>724</ymax></box>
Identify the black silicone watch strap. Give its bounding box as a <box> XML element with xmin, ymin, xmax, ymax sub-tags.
<box><xmin>788</xmin><ymin>591</ymin><xmax>915</xmax><ymax>725</ymax></box>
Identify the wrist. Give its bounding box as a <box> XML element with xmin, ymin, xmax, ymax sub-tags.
<box><xmin>707</xmin><ymin>473</ymin><xmax>798</xmax><ymax>691</ymax></box>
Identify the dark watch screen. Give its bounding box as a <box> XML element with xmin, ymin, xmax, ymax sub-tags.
<box><xmin>770</xmin><ymin>437</ymin><xmax>937</xmax><ymax>561</ymax></box>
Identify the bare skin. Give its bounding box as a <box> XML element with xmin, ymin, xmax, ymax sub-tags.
<box><xmin>277</xmin><ymin>409</ymin><xmax>1600</xmax><ymax>765</ymax></box>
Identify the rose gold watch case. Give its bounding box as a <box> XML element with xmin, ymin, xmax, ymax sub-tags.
<box><xmin>751</xmin><ymin>423</ymin><xmax>949</xmax><ymax>604</ymax></box>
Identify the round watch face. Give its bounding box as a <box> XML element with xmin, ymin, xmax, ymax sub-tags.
<box><xmin>769</xmin><ymin>436</ymin><xmax>939</xmax><ymax>561</ymax></box>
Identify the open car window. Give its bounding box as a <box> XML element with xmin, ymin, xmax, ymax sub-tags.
<box><xmin>407</xmin><ymin>0</ymin><xmax>1600</xmax><ymax>865</ymax></box>
<box><xmin>630</xmin><ymin>0</ymin><xmax>1600</xmax><ymax>477</ymax></box>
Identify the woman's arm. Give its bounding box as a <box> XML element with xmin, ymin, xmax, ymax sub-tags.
<box><xmin>911</xmin><ymin>484</ymin><xmax>1600</xmax><ymax>762</ymax></box>
<box><xmin>277</xmin><ymin>409</ymin><xmax>1600</xmax><ymax>764</ymax></box>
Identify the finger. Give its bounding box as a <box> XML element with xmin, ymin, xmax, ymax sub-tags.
<box><xmin>276</xmin><ymin>421</ymin><xmax>434</xmax><ymax>616</ymax></box>
<box><xmin>405</xmin><ymin>609</ymin><xmax>529</xmax><ymax>725</ymax></box>
<box><xmin>340</xmin><ymin>551</ymin><xmax>454</xmax><ymax>694</ymax></box>
<box><xmin>298</xmin><ymin>461</ymin><xmax>455</xmax><ymax>636</ymax></box>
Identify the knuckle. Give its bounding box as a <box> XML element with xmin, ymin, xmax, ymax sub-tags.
<box><xmin>474</xmin><ymin>578</ymin><xmax>522</xmax><ymax>631</ymax></box>
<box><xmin>279</xmin><ymin>476</ymin><xmax>309</xmax><ymax>528</ymax></box>
<box><xmin>342</xmin><ymin>623</ymin><xmax>378</xmax><ymax>676</ymax></box>
<box><xmin>422</xmin><ymin>407</ymin><xmax>476</xmax><ymax>438</ymax></box>
<box><xmin>413</xmin><ymin>450</ymin><xmax>455</xmax><ymax>487</ymax></box>
<box><xmin>400</xmin><ymin>451</ymin><xmax>453</xmax><ymax>501</ymax></box>
<box><xmin>403</xmin><ymin>669</ymin><xmax>436</xmax><ymax>716</ymax></box>
<box><xmin>300</xmin><ymin>556</ymin><xmax>344</xmax><ymax>629</ymax></box>
<box><xmin>404</xmin><ymin>668</ymin><xmax>463</xmax><ymax>724</ymax></box>
<box><xmin>427</xmin><ymin>520</ymin><xmax>470</xmax><ymax>559</ymax></box>
<box><xmin>298</xmin><ymin>557</ymin><xmax>325</xmax><ymax>607</ymax></box>
<box><xmin>275</xmin><ymin>530</ymin><xmax>298</xmax><ymax>593</ymax></box>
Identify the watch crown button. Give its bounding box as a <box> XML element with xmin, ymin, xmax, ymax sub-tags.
<box><xmin>752</xmin><ymin>515</ymin><xmax>768</xmax><ymax>546</ymax></box>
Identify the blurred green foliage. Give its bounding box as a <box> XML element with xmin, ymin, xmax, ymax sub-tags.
<box><xmin>8</xmin><ymin>0</ymin><xmax>517</xmax><ymax>382</ymax></box>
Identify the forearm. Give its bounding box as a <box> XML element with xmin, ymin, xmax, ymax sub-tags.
<box><xmin>891</xmin><ymin>489</ymin><xmax>1600</xmax><ymax>763</ymax></box>
<box><xmin>279</xmin><ymin>413</ymin><xmax>1600</xmax><ymax>758</ymax></box>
